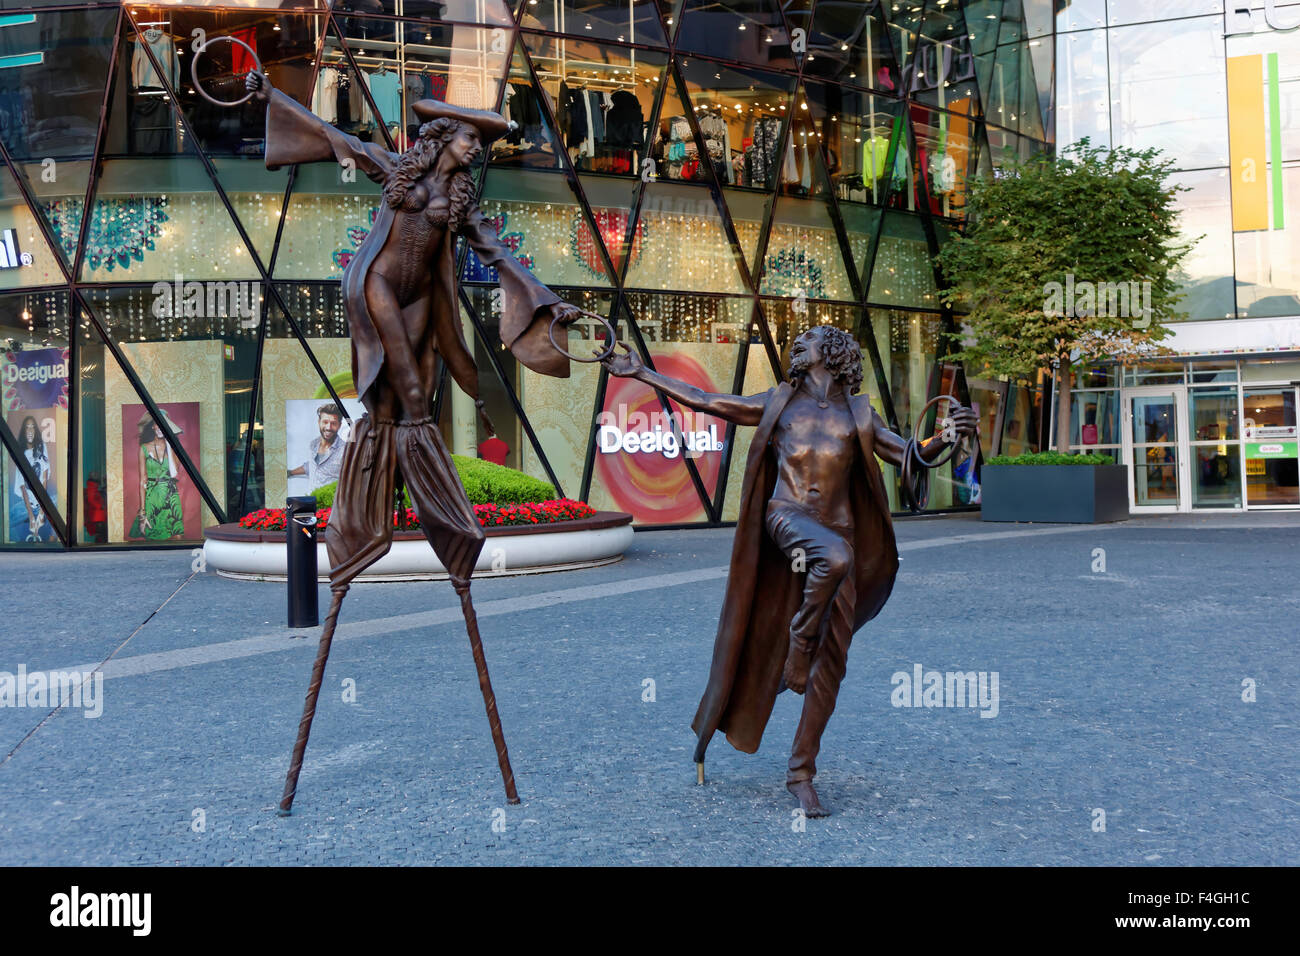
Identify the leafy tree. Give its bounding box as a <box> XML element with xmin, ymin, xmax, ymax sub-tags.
<box><xmin>935</xmin><ymin>139</ymin><xmax>1191</xmax><ymax>456</ymax></box>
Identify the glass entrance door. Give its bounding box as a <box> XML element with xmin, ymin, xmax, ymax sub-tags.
<box><xmin>1123</xmin><ymin>387</ymin><xmax>1189</xmax><ymax>511</ymax></box>
<box><xmin>1243</xmin><ymin>387</ymin><xmax>1299</xmax><ymax>507</ymax></box>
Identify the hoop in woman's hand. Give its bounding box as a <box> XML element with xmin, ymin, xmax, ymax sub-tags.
<box><xmin>191</xmin><ymin>35</ymin><xmax>264</xmax><ymax>108</ymax></box>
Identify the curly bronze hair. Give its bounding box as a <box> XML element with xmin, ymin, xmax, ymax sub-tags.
<box><xmin>382</xmin><ymin>117</ymin><xmax>476</xmax><ymax>231</ymax></box>
<box><xmin>787</xmin><ymin>325</ymin><xmax>864</xmax><ymax>394</ymax></box>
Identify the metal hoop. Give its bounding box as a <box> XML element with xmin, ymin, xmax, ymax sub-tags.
<box><xmin>548</xmin><ymin>309</ymin><xmax>620</xmax><ymax>363</ymax></box>
<box><xmin>899</xmin><ymin>393</ymin><xmax>980</xmax><ymax>513</ymax></box>
<box><xmin>190</xmin><ymin>36</ymin><xmax>264</xmax><ymax>108</ymax></box>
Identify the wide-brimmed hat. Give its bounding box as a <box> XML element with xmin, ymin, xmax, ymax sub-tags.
<box><xmin>410</xmin><ymin>99</ymin><xmax>516</xmax><ymax>143</ymax></box>
<box><xmin>138</xmin><ymin>407</ymin><xmax>184</xmax><ymax>437</ymax></box>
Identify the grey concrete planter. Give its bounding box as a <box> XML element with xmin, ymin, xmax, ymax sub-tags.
<box><xmin>980</xmin><ymin>464</ymin><xmax>1129</xmax><ymax>523</ymax></box>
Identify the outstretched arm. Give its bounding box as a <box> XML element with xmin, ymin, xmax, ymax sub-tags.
<box><xmin>603</xmin><ymin>346</ymin><xmax>767</xmax><ymax>427</ymax></box>
<box><xmin>246</xmin><ymin>71</ymin><xmax>397</xmax><ymax>181</ymax></box>
<box><xmin>872</xmin><ymin>404</ymin><xmax>978</xmax><ymax>467</ymax></box>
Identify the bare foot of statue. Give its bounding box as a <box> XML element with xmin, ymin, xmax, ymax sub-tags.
<box><xmin>783</xmin><ymin>644</ymin><xmax>812</xmax><ymax>695</ymax></box>
<box><xmin>787</xmin><ymin>779</ymin><xmax>830</xmax><ymax>817</ymax></box>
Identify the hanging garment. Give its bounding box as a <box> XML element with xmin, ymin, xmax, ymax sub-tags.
<box><xmin>230</xmin><ymin>27</ymin><xmax>258</xmax><ymax>74</ymax></box>
<box><xmin>367</xmin><ymin>68</ymin><xmax>402</xmax><ymax>126</ymax></box>
<box><xmin>403</xmin><ymin>71</ymin><xmax>425</xmax><ymax>126</ymax></box>
<box><xmin>749</xmin><ymin>116</ymin><xmax>781</xmax><ymax>188</ymax></box>
<box><xmin>131</xmin><ymin>94</ymin><xmax>175</xmax><ymax>152</ymax></box>
<box><xmin>606</xmin><ymin>90</ymin><xmax>644</xmax><ymax>149</ymax></box>
<box><xmin>313</xmin><ymin>67</ymin><xmax>340</xmax><ymax>124</ymax></box>
<box><xmin>132</xmin><ymin>30</ymin><xmax>178</xmax><ymax>91</ymax></box>
<box><xmin>862</xmin><ymin>131</ymin><xmax>892</xmax><ymax>183</ymax></box>
<box><xmin>781</xmin><ymin>135</ymin><xmax>799</xmax><ymax>184</ymax></box>
<box><xmin>581</xmin><ymin>89</ymin><xmax>596</xmax><ymax>157</ymax></box>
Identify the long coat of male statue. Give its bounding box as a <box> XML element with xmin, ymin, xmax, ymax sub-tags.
<box><xmin>604</xmin><ymin>325</ymin><xmax>977</xmax><ymax>817</ymax></box>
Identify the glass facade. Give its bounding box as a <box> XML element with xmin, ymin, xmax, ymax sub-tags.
<box><xmin>0</xmin><ymin>0</ymin><xmax>1052</xmax><ymax>549</ymax></box>
<box><xmin>1053</xmin><ymin>3</ymin><xmax>1300</xmax><ymax>513</ymax></box>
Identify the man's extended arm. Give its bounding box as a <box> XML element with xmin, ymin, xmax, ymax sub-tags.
<box><xmin>871</xmin><ymin>404</ymin><xmax>978</xmax><ymax>467</ymax></box>
<box><xmin>603</xmin><ymin>346</ymin><xmax>767</xmax><ymax>427</ymax></box>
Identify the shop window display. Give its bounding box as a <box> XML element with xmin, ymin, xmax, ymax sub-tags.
<box><xmin>671</xmin><ymin>58</ymin><xmax>796</xmax><ymax>189</ymax></box>
<box><xmin>521</xmin><ymin>33</ymin><xmax>662</xmax><ymax>179</ymax></box>
<box><xmin>0</xmin><ymin>1</ymin><xmax>1058</xmax><ymax>547</ymax></box>
<box><xmin>585</xmin><ymin>293</ymin><xmax>752</xmax><ymax>524</ymax></box>
<box><xmin>0</xmin><ymin>290</ymin><xmax>69</xmax><ymax>547</ymax></box>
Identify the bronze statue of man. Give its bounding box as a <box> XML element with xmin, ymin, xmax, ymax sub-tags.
<box><xmin>245</xmin><ymin>71</ymin><xmax>581</xmax><ymax>811</ymax></box>
<box><xmin>604</xmin><ymin>325</ymin><xmax>977</xmax><ymax>817</ymax></box>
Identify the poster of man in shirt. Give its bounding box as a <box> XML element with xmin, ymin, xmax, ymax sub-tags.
<box><xmin>285</xmin><ymin>398</ymin><xmax>365</xmax><ymax>497</ymax></box>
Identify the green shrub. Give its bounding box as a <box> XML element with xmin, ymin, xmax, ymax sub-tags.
<box><xmin>310</xmin><ymin>454</ymin><xmax>556</xmax><ymax>508</ymax></box>
<box><xmin>986</xmin><ymin>451</ymin><xmax>1116</xmax><ymax>467</ymax></box>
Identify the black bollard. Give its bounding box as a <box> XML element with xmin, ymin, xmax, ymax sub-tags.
<box><xmin>286</xmin><ymin>495</ymin><xmax>319</xmax><ymax>629</ymax></box>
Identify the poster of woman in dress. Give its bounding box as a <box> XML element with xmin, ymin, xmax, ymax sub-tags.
<box><xmin>6</xmin><ymin>411</ymin><xmax>58</xmax><ymax>543</ymax></box>
<box><xmin>121</xmin><ymin>403</ymin><xmax>201</xmax><ymax>542</ymax></box>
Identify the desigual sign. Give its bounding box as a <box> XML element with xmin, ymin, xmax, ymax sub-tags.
<box><xmin>594</xmin><ymin>352</ymin><xmax>727</xmax><ymax>523</ymax></box>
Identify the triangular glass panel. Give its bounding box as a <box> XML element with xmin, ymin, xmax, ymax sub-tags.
<box><xmin>458</xmin><ymin>284</ymin><xmax>573</xmax><ymax>491</ymax></box>
<box><xmin>1</xmin><ymin>435</ymin><xmax>63</xmax><ymax>546</ymax></box>
<box><xmin>982</xmin><ymin>37</ymin><xmax>1021</xmax><ymax>132</ymax></box>
<box><xmin>80</xmin><ymin>157</ymin><xmax>254</xmax><ymax>282</ymax></box>
<box><xmin>803</xmin><ymin>81</ymin><xmax>902</xmax><ymax>207</ymax></box>
<box><xmin>0</xmin><ymin>9</ymin><xmax>117</xmax><ymax>272</ymax></box>
<box><xmin>1</xmin><ymin>288</ymin><xmax>72</xmax><ymax>545</ymax></box>
<box><xmin>868</xmin><ymin>211</ymin><xmax>940</xmax><ymax>310</ymax></box>
<box><xmin>517</xmin><ymin>287</ymin><xmax>615</xmax><ymax>500</ymax></box>
<box><xmin>274</xmin><ymin>162</ymin><xmax>381</xmax><ymax>281</ymax></box>
<box><xmin>492</xmin><ymin>39</ymin><xmax>564</xmax><ymax>169</ymax></box>
<box><xmin>0</xmin><ymin>7</ymin><xmax>115</xmax><ymax>163</ymax></box>
<box><xmin>75</xmin><ymin>314</ymin><xmax>224</xmax><ymax>542</ymax></box>
<box><xmin>660</xmin><ymin>0</ymin><xmax>686</xmax><ymax>39</ymax></box>
<box><xmin>675</xmin><ymin>0</ymin><xmax>793</xmax><ymax>70</ymax></box>
<box><xmin>919</xmin><ymin>0</ymin><xmax>967</xmax><ymax>46</ymax></box>
<box><xmin>650</xmin><ymin>68</ymin><xmax>715</xmax><ymax>186</ymax></box>
<box><xmin>721</xmin><ymin>187</ymin><xmax>771</xmax><ymax>278</ymax></box>
<box><xmin>1023</xmin><ymin>37</ymin><xmax>1052</xmax><ymax>141</ymax></box>
<box><xmin>474</xmin><ymin>164</ymin><xmax>616</xmax><ymax>287</ymax></box>
<box><xmin>910</xmin><ymin>103</ymin><xmax>982</xmax><ymax>222</ymax></box>
<box><xmin>0</xmin><ymin>164</ymin><xmax>70</xmax><ymax>286</ymax></box>
<box><xmin>806</xmin><ymin>0</ymin><xmax>898</xmax><ymax>92</ymax></box>
<box><xmin>522</xmin><ymin>33</ymin><xmax>666</xmax><ymax>178</ymax></box>
<box><xmin>782</xmin><ymin>90</ymin><xmax>830</xmax><ymax>200</ymax></box>
<box><xmin>676</xmin><ymin>57</ymin><xmax>796</xmax><ymax>190</ymax></box>
<box><xmin>86</xmin><ymin>31</ymin><xmax>255</xmax><ymax>282</ymax></box>
<box><xmin>580</xmin><ymin>174</ymin><xmax>642</xmax><ymax>276</ymax></box>
<box><xmin>760</xmin><ymin>196</ymin><xmax>856</xmax><ymax>303</ymax></box>
<box><xmin>523</xmin><ymin>0</ymin><xmax>669</xmax><ymax>49</ymax></box>
<box><xmin>624</xmin><ymin>182</ymin><xmax>746</xmax><ymax>293</ymax></box>
<box><xmin>963</xmin><ymin>0</ymin><xmax>1004</xmax><ymax>57</ymax></box>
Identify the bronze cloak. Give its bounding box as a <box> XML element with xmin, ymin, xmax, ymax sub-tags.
<box><xmin>262</xmin><ymin>89</ymin><xmax>568</xmax><ymax>408</ymax></box>
<box><xmin>691</xmin><ymin>382</ymin><xmax>900</xmax><ymax>757</ymax></box>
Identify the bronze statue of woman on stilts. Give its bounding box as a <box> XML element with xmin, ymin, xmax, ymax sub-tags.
<box><xmin>235</xmin><ymin>63</ymin><xmax>586</xmax><ymax>813</ymax></box>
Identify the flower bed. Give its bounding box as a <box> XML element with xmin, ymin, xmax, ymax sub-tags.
<box><xmin>239</xmin><ymin>498</ymin><xmax>597</xmax><ymax>533</ymax></box>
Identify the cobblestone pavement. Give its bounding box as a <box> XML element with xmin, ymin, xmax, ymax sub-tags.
<box><xmin>0</xmin><ymin>512</ymin><xmax>1297</xmax><ymax>865</ymax></box>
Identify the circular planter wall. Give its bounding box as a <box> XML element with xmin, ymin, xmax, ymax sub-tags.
<box><xmin>204</xmin><ymin>512</ymin><xmax>634</xmax><ymax>582</ymax></box>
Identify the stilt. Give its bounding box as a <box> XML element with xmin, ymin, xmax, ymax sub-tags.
<box><xmin>456</xmin><ymin>582</ymin><xmax>520</xmax><ymax>804</ymax></box>
<box><xmin>278</xmin><ymin>587</ymin><xmax>346</xmax><ymax>815</ymax></box>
